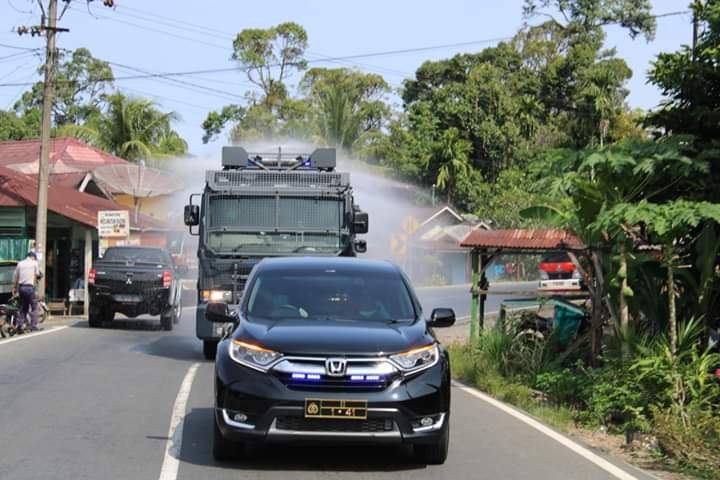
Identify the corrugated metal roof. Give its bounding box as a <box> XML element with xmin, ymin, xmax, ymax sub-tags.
<box><xmin>0</xmin><ymin>166</ymin><xmax>170</xmax><ymax>231</ymax></box>
<box><xmin>93</xmin><ymin>164</ymin><xmax>184</xmax><ymax>197</ymax></box>
<box><xmin>460</xmin><ymin>228</ymin><xmax>584</xmax><ymax>250</ymax></box>
<box><xmin>0</xmin><ymin>138</ymin><xmax>128</xmax><ymax>174</ymax></box>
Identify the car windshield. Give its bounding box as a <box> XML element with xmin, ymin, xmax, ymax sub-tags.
<box><xmin>244</xmin><ymin>268</ymin><xmax>416</xmax><ymax>322</ymax></box>
<box><xmin>102</xmin><ymin>248</ymin><xmax>168</xmax><ymax>265</ymax></box>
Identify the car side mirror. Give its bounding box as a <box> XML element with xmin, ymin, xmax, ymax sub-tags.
<box><xmin>184</xmin><ymin>205</ymin><xmax>199</xmax><ymax>226</ymax></box>
<box><xmin>205</xmin><ymin>302</ymin><xmax>235</xmax><ymax>323</ymax></box>
<box><xmin>353</xmin><ymin>211</ymin><xmax>369</xmax><ymax>234</ymax></box>
<box><xmin>428</xmin><ymin>308</ymin><xmax>455</xmax><ymax>328</ymax></box>
<box><xmin>354</xmin><ymin>239</ymin><xmax>367</xmax><ymax>254</ymax></box>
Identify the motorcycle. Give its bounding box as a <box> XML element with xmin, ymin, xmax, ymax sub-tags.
<box><xmin>0</xmin><ymin>294</ymin><xmax>48</xmax><ymax>338</ymax></box>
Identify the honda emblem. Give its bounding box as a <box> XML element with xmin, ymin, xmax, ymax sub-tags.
<box><xmin>325</xmin><ymin>358</ymin><xmax>347</xmax><ymax>377</ymax></box>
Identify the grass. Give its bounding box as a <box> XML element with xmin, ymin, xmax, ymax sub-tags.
<box><xmin>448</xmin><ymin>342</ymin><xmax>576</xmax><ymax>432</ymax></box>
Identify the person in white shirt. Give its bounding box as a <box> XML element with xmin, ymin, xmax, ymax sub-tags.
<box><xmin>11</xmin><ymin>251</ymin><xmax>42</xmax><ymax>333</ymax></box>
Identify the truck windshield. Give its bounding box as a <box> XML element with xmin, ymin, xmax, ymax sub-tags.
<box><xmin>245</xmin><ymin>269</ymin><xmax>416</xmax><ymax>322</ymax></box>
<box><xmin>102</xmin><ymin>248</ymin><xmax>169</xmax><ymax>264</ymax></box>
<box><xmin>207</xmin><ymin>195</ymin><xmax>344</xmax><ymax>254</ymax></box>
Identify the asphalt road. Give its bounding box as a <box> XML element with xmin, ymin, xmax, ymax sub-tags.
<box><xmin>414</xmin><ymin>281</ymin><xmax>537</xmax><ymax>319</ymax></box>
<box><xmin>0</xmin><ymin>288</ymin><xmax>654</xmax><ymax>480</ymax></box>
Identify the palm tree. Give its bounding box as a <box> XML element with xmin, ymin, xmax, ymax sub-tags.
<box><xmin>433</xmin><ymin>128</ymin><xmax>472</xmax><ymax>201</ymax></box>
<box><xmin>97</xmin><ymin>93</ymin><xmax>187</xmax><ymax>162</ymax></box>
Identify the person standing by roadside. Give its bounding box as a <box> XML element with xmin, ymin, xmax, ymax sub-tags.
<box><xmin>11</xmin><ymin>251</ymin><xmax>43</xmax><ymax>334</ymax></box>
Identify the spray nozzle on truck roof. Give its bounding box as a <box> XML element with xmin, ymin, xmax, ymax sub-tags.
<box><xmin>221</xmin><ymin>146</ymin><xmax>336</xmax><ymax>171</ymax></box>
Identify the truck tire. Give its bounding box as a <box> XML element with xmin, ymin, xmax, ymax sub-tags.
<box><xmin>203</xmin><ymin>340</ymin><xmax>217</xmax><ymax>360</ymax></box>
<box><xmin>160</xmin><ymin>308</ymin><xmax>174</xmax><ymax>331</ymax></box>
<box><xmin>88</xmin><ymin>303</ymin><xmax>102</xmax><ymax>328</ymax></box>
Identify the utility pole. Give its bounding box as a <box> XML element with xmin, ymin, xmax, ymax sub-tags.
<box><xmin>36</xmin><ymin>0</ymin><xmax>59</xmax><ymax>300</ymax></box>
<box><xmin>692</xmin><ymin>9</ymin><xmax>699</xmax><ymax>60</ymax></box>
<box><xmin>18</xmin><ymin>0</ymin><xmax>112</xmax><ymax>300</ymax></box>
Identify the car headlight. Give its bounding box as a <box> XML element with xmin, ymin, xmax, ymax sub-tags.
<box><xmin>389</xmin><ymin>344</ymin><xmax>439</xmax><ymax>374</ymax></box>
<box><xmin>228</xmin><ymin>340</ymin><xmax>282</xmax><ymax>372</ymax></box>
<box><xmin>201</xmin><ymin>290</ymin><xmax>232</xmax><ymax>303</ymax></box>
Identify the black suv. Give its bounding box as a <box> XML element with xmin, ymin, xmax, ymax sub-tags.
<box><xmin>208</xmin><ymin>257</ymin><xmax>455</xmax><ymax>464</ymax></box>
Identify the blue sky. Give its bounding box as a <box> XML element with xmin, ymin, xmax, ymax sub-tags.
<box><xmin>0</xmin><ymin>0</ymin><xmax>694</xmax><ymax>156</ymax></box>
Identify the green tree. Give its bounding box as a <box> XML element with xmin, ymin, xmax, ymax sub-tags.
<box><xmin>0</xmin><ymin>109</ymin><xmax>40</xmax><ymax>141</ymax></box>
<box><xmin>202</xmin><ymin>22</ymin><xmax>310</xmax><ymax>142</ymax></box>
<box><xmin>594</xmin><ymin>200</ymin><xmax>720</xmax><ymax>356</ymax></box>
<box><xmin>299</xmin><ymin>68</ymin><xmax>390</xmax><ymax>150</ymax></box>
<box><xmin>647</xmin><ymin>0</ymin><xmax>720</xmax><ymax>200</ymax></box>
<box><xmin>233</xmin><ymin>22</ymin><xmax>308</xmax><ymax>108</ymax></box>
<box><xmin>93</xmin><ymin>93</ymin><xmax>187</xmax><ymax>162</ymax></box>
<box><xmin>14</xmin><ymin>47</ymin><xmax>114</xmax><ymax>127</ymax></box>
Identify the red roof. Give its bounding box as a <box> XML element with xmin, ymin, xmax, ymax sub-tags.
<box><xmin>0</xmin><ymin>137</ymin><xmax>128</xmax><ymax>174</ymax></box>
<box><xmin>0</xmin><ymin>166</ymin><xmax>169</xmax><ymax>231</ymax></box>
<box><xmin>460</xmin><ymin>228</ymin><xmax>584</xmax><ymax>250</ymax></box>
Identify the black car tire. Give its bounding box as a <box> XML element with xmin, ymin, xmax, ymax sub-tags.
<box><xmin>213</xmin><ymin>415</ymin><xmax>245</xmax><ymax>461</ymax></box>
<box><xmin>88</xmin><ymin>303</ymin><xmax>103</xmax><ymax>328</ymax></box>
<box><xmin>203</xmin><ymin>340</ymin><xmax>218</xmax><ymax>360</ymax></box>
<box><xmin>160</xmin><ymin>308</ymin><xmax>174</xmax><ymax>331</ymax></box>
<box><xmin>414</xmin><ymin>421</ymin><xmax>450</xmax><ymax>465</ymax></box>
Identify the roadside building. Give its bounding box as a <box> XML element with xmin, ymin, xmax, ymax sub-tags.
<box><xmin>0</xmin><ymin>165</ymin><xmax>173</xmax><ymax>303</ymax></box>
<box><xmin>0</xmin><ymin>138</ymin><xmax>184</xmax><ymax>221</ymax></box>
<box><xmin>409</xmin><ymin>206</ymin><xmax>491</xmax><ymax>285</ymax></box>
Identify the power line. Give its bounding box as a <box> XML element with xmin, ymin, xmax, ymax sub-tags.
<box><xmin>0</xmin><ymin>42</ymin><xmax>38</xmax><ymax>51</ymax></box>
<box><xmin>98</xmin><ymin>5</ymin><xmax>412</xmax><ymax>78</ymax></box>
<box><xmin>117</xmin><ymin>3</ymin><xmax>237</xmax><ymax>39</ymax></box>
<box><xmin>0</xmin><ymin>49</ymin><xmax>40</xmax><ymax>62</ymax></box>
<box><xmin>93</xmin><ymin>14</ymin><xmax>231</xmax><ymax>51</ymax></box>
<box><xmin>0</xmin><ymin>35</ymin><xmax>516</xmax><ymax>87</ymax></box>
<box><xmin>107</xmin><ymin>61</ymin><xmax>246</xmax><ymax>103</ymax></box>
<box><xmin>0</xmin><ymin>58</ymin><xmax>37</xmax><ymax>81</ymax></box>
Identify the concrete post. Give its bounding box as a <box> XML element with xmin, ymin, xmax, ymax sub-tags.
<box><xmin>470</xmin><ymin>250</ymin><xmax>479</xmax><ymax>340</ymax></box>
<box><xmin>83</xmin><ymin>228</ymin><xmax>92</xmax><ymax>318</ymax></box>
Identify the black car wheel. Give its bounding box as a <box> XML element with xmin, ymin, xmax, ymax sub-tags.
<box><xmin>88</xmin><ymin>303</ymin><xmax>103</xmax><ymax>328</ymax></box>
<box><xmin>213</xmin><ymin>414</ymin><xmax>245</xmax><ymax>461</ymax></box>
<box><xmin>414</xmin><ymin>421</ymin><xmax>450</xmax><ymax>465</ymax></box>
<box><xmin>160</xmin><ymin>308</ymin><xmax>174</xmax><ymax>331</ymax></box>
<box><xmin>203</xmin><ymin>340</ymin><xmax>217</xmax><ymax>360</ymax></box>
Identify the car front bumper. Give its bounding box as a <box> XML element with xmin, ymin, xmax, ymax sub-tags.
<box><xmin>214</xmin><ymin>345</ymin><xmax>451</xmax><ymax>445</ymax></box>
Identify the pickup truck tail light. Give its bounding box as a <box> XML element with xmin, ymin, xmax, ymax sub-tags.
<box><xmin>88</xmin><ymin>268</ymin><xmax>96</xmax><ymax>285</ymax></box>
<box><xmin>162</xmin><ymin>271</ymin><xmax>172</xmax><ymax>288</ymax></box>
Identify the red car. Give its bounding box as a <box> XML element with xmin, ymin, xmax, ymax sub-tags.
<box><xmin>538</xmin><ymin>252</ymin><xmax>583</xmax><ymax>292</ymax></box>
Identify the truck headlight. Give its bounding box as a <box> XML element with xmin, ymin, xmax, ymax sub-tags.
<box><xmin>228</xmin><ymin>340</ymin><xmax>282</xmax><ymax>372</ymax></box>
<box><xmin>201</xmin><ymin>290</ymin><xmax>232</xmax><ymax>303</ymax></box>
<box><xmin>389</xmin><ymin>344</ymin><xmax>439</xmax><ymax>374</ymax></box>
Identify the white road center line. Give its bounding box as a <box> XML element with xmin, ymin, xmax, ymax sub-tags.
<box><xmin>453</xmin><ymin>380</ymin><xmax>641</xmax><ymax>480</ymax></box>
<box><xmin>0</xmin><ymin>325</ymin><xmax>68</xmax><ymax>345</ymax></box>
<box><xmin>159</xmin><ymin>362</ymin><xmax>200</xmax><ymax>480</ymax></box>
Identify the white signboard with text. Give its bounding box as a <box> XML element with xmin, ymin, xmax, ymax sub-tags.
<box><xmin>98</xmin><ymin>210</ymin><xmax>130</xmax><ymax>238</ymax></box>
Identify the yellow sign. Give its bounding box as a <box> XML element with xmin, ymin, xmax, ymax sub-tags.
<box><xmin>390</xmin><ymin>233</ymin><xmax>407</xmax><ymax>256</ymax></box>
<box><xmin>401</xmin><ymin>215</ymin><xmax>421</xmax><ymax>235</ymax></box>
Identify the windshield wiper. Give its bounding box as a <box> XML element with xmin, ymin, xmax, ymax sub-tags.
<box><xmin>385</xmin><ymin>318</ymin><xmax>413</xmax><ymax>324</ymax></box>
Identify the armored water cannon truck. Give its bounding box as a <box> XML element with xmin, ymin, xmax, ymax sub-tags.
<box><xmin>184</xmin><ymin>146</ymin><xmax>369</xmax><ymax>359</ymax></box>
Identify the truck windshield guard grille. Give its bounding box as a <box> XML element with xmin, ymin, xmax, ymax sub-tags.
<box><xmin>208</xmin><ymin>195</ymin><xmax>343</xmax><ymax>231</ymax></box>
<box><xmin>208</xmin><ymin>170</ymin><xmax>349</xmax><ymax>190</ymax></box>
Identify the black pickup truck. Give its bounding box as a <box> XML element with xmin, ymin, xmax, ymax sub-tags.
<box><xmin>88</xmin><ymin>246</ymin><xmax>185</xmax><ymax>330</ymax></box>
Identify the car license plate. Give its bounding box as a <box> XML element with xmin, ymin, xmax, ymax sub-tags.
<box><xmin>113</xmin><ymin>294</ymin><xmax>142</xmax><ymax>303</ymax></box>
<box><xmin>304</xmin><ymin>399</ymin><xmax>368</xmax><ymax>420</ymax></box>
